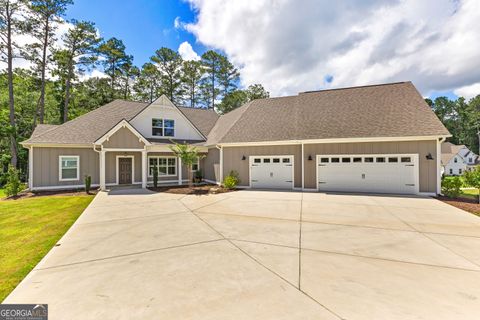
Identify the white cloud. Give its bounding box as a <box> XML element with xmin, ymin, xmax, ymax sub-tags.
<box><xmin>185</xmin><ymin>0</ymin><xmax>480</xmax><ymax>98</ymax></box>
<box><xmin>454</xmin><ymin>82</ymin><xmax>480</xmax><ymax>100</ymax></box>
<box><xmin>178</xmin><ymin>41</ymin><xmax>200</xmax><ymax>61</ymax></box>
<box><xmin>78</xmin><ymin>69</ymin><xmax>108</xmax><ymax>81</ymax></box>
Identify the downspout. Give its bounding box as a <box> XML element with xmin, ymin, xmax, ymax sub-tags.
<box><xmin>437</xmin><ymin>137</ymin><xmax>446</xmax><ymax>195</ymax></box>
<box><xmin>216</xmin><ymin>145</ymin><xmax>223</xmax><ymax>185</ymax></box>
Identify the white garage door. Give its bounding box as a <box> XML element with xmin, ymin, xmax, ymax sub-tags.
<box><xmin>250</xmin><ymin>156</ymin><xmax>294</xmax><ymax>189</ymax></box>
<box><xmin>316</xmin><ymin>154</ymin><xmax>419</xmax><ymax>195</ymax></box>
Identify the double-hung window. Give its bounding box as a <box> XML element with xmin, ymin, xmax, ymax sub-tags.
<box><xmin>152</xmin><ymin>118</ymin><xmax>175</xmax><ymax>137</ymax></box>
<box><xmin>59</xmin><ymin>156</ymin><xmax>79</xmax><ymax>181</ymax></box>
<box><xmin>148</xmin><ymin>156</ymin><xmax>176</xmax><ymax>176</ymax></box>
<box><xmin>192</xmin><ymin>158</ymin><xmax>199</xmax><ymax>171</ymax></box>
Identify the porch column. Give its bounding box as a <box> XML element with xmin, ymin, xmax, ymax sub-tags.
<box><xmin>141</xmin><ymin>150</ymin><xmax>147</xmax><ymax>189</ymax></box>
<box><xmin>178</xmin><ymin>157</ymin><xmax>182</xmax><ymax>185</ymax></box>
<box><xmin>28</xmin><ymin>146</ymin><xmax>33</xmax><ymax>190</ymax></box>
<box><xmin>100</xmin><ymin>150</ymin><xmax>106</xmax><ymax>191</ymax></box>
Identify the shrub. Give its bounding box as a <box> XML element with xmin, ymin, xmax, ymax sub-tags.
<box><xmin>153</xmin><ymin>166</ymin><xmax>159</xmax><ymax>188</ymax></box>
<box><xmin>5</xmin><ymin>165</ymin><xmax>24</xmax><ymax>197</ymax></box>
<box><xmin>84</xmin><ymin>175</ymin><xmax>92</xmax><ymax>194</ymax></box>
<box><xmin>464</xmin><ymin>167</ymin><xmax>480</xmax><ymax>203</ymax></box>
<box><xmin>194</xmin><ymin>169</ymin><xmax>203</xmax><ymax>183</ymax></box>
<box><xmin>223</xmin><ymin>170</ymin><xmax>240</xmax><ymax>189</ymax></box>
<box><xmin>441</xmin><ymin>176</ymin><xmax>462</xmax><ymax>198</ymax></box>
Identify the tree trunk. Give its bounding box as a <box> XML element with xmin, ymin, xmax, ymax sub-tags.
<box><xmin>38</xmin><ymin>19</ymin><xmax>49</xmax><ymax>124</ymax></box>
<box><xmin>188</xmin><ymin>164</ymin><xmax>193</xmax><ymax>188</ymax></box>
<box><xmin>63</xmin><ymin>62</ymin><xmax>73</xmax><ymax>123</ymax></box>
<box><xmin>110</xmin><ymin>62</ymin><xmax>116</xmax><ymax>100</ymax></box>
<box><xmin>6</xmin><ymin>3</ymin><xmax>17</xmax><ymax>167</ymax></box>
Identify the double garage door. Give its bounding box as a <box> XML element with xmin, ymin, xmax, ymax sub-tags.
<box><xmin>249</xmin><ymin>153</ymin><xmax>419</xmax><ymax>194</ymax></box>
<box><xmin>317</xmin><ymin>154</ymin><xmax>419</xmax><ymax>194</ymax></box>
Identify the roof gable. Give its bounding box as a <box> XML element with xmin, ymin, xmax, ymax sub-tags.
<box><xmin>95</xmin><ymin>119</ymin><xmax>150</xmax><ymax>147</ymax></box>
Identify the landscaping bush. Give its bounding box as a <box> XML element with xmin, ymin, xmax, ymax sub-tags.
<box><xmin>441</xmin><ymin>176</ymin><xmax>462</xmax><ymax>198</ymax></box>
<box><xmin>464</xmin><ymin>167</ymin><xmax>480</xmax><ymax>203</ymax></box>
<box><xmin>194</xmin><ymin>169</ymin><xmax>203</xmax><ymax>183</ymax></box>
<box><xmin>5</xmin><ymin>165</ymin><xmax>24</xmax><ymax>197</ymax></box>
<box><xmin>223</xmin><ymin>170</ymin><xmax>240</xmax><ymax>189</ymax></box>
<box><xmin>153</xmin><ymin>166</ymin><xmax>159</xmax><ymax>188</ymax></box>
<box><xmin>84</xmin><ymin>175</ymin><xmax>92</xmax><ymax>194</ymax></box>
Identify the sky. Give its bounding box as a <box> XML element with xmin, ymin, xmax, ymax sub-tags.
<box><xmin>14</xmin><ymin>0</ymin><xmax>480</xmax><ymax>100</ymax></box>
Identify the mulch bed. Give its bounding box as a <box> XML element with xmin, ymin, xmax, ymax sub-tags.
<box><xmin>436</xmin><ymin>196</ymin><xmax>480</xmax><ymax>217</ymax></box>
<box><xmin>148</xmin><ymin>184</ymin><xmax>235</xmax><ymax>195</ymax></box>
<box><xmin>2</xmin><ymin>189</ymin><xmax>98</xmax><ymax>201</ymax></box>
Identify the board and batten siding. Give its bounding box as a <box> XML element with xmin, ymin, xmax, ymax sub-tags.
<box><xmin>105</xmin><ymin>152</ymin><xmax>142</xmax><ymax>184</ymax></box>
<box><xmin>102</xmin><ymin>127</ymin><xmax>145</xmax><ymax>149</ymax></box>
<box><xmin>203</xmin><ymin>148</ymin><xmax>220</xmax><ymax>182</ymax></box>
<box><xmin>303</xmin><ymin>140</ymin><xmax>438</xmax><ymax>193</ymax></box>
<box><xmin>32</xmin><ymin>147</ymin><xmax>99</xmax><ymax>188</ymax></box>
<box><xmin>222</xmin><ymin>145</ymin><xmax>302</xmax><ymax>188</ymax></box>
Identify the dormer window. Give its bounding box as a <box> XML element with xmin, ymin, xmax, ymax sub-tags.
<box><xmin>454</xmin><ymin>157</ymin><xmax>458</xmax><ymax>163</ymax></box>
<box><xmin>152</xmin><ymin>118</ymin><xmax>175</xmax><ymax>137</ymax></box>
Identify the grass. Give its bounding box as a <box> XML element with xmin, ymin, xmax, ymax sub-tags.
<box><xmin>0</xmin><ymin>191</ymin><xmax>94</xmax><ymax>302</ymax></box>
<box><xmin>461</xmin><ymin>188</ymin><xmax>479</xmax><ymax>200</ymax></box>
<box><xmin>0</xmin><ymin>188</ymin><xmax>4</xmax><ymax>198</ymax></box>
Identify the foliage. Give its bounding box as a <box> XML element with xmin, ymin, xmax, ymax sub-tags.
<box><xmin>217</xmin><ymin>84</ymin><xmax>269</xmax><ymax>114</ymax></box>
<box><xmin>151</xmin><ymin>47</ymin><xmax>184</xmax><ymax>104</ymax></box>
<box><xmin>84</xmin><ymin>174</ymin><xmax>91</xmax><ymax>194</ymax></box>
<box><xmin>441</xmin><ymin>175</ymin><xmax>463</xmax><ymax>198</ymax></box>
<box><xmin>152</xmin><ymin>165</ymin><xmax>158</xmax><ymax>188</ymax></box>
<box><xmin>194</xmin><ymin>169</ymin><xmax>203</xmax><ymax>183</ymax></box>
<box><xmin>4</xmin><ymin>165</ymin><xmax>23</xmax><ymax>197</ymax></box>
<box><xmin>0</xmin><ymin>194</ymin><xmax>94</xmax><ymax>301</ymax></box>
<box><xmin>169</xmin><ymin>142</ymin><xmax>205</xmax><ymax>187</ymax></box>
<box><xmin>463</xmin><ymin>167</ymin><xmax>480</xmax><ymax>203</ymax></box>
<box><xmin>223</xmin><ymin>170</ymin><xmax>240</xmax><ymax>189</ymax></box>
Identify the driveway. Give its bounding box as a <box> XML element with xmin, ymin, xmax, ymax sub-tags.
<box><xmin>4</xmin><ymin>189</ymin><xmax>480</xmax><ymax>319</ymax></box>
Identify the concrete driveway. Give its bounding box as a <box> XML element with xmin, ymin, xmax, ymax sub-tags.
<box><xmin>5</xmin><ymin>189</ymin><xmax>480</xmax><ymax>319</ymax></box>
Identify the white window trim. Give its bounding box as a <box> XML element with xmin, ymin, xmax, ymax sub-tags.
<box><xmin>148</xmin><ymin>156</ymin><xmax>177</xmax><ymax>177</ymax></box>
<box><xmin>116</xmin><ymin>155</ymin><xmax>135</xmax><ymax>185</ymax></box>
<box><xmin>152</xmin><ymin>118</ymin><xmax>175</xmax><ymax>138</ymax></box>
<box><xmin>191</xmin><ymin>158</ymin><xmax>200</xmax><ymax>172</ymax></box>
<box><xmin>59</xmin><ymin>155</ymin><xmax>80</xmax><ymax>182</ymax></box>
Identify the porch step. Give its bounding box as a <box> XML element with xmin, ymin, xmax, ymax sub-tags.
<box><xmin>108</xmin><ymin>184</ymin><xmax>142</xmax><ymax>191</ymax></box>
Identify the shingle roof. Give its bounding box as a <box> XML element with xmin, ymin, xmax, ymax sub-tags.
<box><xmin>441</xmin><ymin>142</ymin><xmax>466</xmax><ymax>165</ymax></box>
<box><xmin>208</xmin><ymin>82</ymin><xmax>449</xmax><ymax>144</ymax></box>
<box><xmin>23</xmin><ymin>99</ymin><xmax>219</xmax><ymax>145</ymax></box>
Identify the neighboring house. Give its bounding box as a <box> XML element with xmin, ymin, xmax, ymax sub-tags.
<box><xmin>21</xmin><ymin>81</ymin><xmax>450</xmax><ymax>195</ymax></box>
<box><xmin>441</xmin><ymin>142</ymin><xmax>479</xmax><ymax>176</ymax></box>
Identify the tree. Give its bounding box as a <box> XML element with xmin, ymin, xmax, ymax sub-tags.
<box><xmin>119</xmin><ymin>60</ymin><xmax>139</xmax><ymax>100</ymax></box>
<box><xmin>28</xmin><ymin>0</ymin><xmax>73</xmax><ymax>125</ymax></box>
<box><xmin>217</xmin><ymin>89</ymin><xmax>248</xmax><ymax>114</ymax></box>
<box><xmin>218</xmin><ymin>56</ymin><xmax>239</xmax><ymax>97</ymax></box>
<box><xmin>134</xmin><ymin>62</ymin><xmax>160</xmax><ymax>103</ymax></box>
<box><xmin>200</xmin><ymin>50</ymin><xmax>223</xmax><ymax>109</ymax></box>
<box><xmin>52</xmin><ymin>20</ymin><xmax>100</xmax><ymax>123</ymax></box>
<box><xmin>169</xmin><ymin>142</ymin><xmax>205</xmax><ymax>188</ymax></box>
<box><xmin>246</xmin><ymin>83</ymin><xmax>269</xmax><ymax>100</ymax></box>
<box><xmin>181</xmin><ymin>60</ymin><xmax>204</xmax><ymax>108</ymax></box>
<box><xmin>98</xmin><ymin>37</ymin><xmax>132</xmax><ymax>99</ymax></box>
<box><xmin>464</xmin><ymin>167</ymin><xmax>480</xmax><ymax>204</ymax></box>
<box><xmin>0</xmin><ymin>0</ymin><xmax>26</xmax><ymax>167</ymax></box>
<box><xmin>151</xmin><ymin>47</ymin><xmax>183</xmax><ymax>104</ymax></box>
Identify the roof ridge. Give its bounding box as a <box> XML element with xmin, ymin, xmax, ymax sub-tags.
<box><xmin>300</xmin><ymin>81</ymin><xmax>410</xmax><ymax>94</ymax></box>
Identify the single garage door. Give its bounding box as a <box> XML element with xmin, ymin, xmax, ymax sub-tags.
<box><xmin>316</xmin><ymin>154</ymin><xmax>419</xmax><ymax>194</ymax></box>
<box><xmin>250</xmin><ymin>156</ymin><xmax>294</xmax><ymax>189</ymax></box>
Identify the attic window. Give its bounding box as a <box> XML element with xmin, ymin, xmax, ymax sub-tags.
<box><xmin>152</xmin><ymin>118</ymin><xmax>175</xmax><ymax>137</ymax></box>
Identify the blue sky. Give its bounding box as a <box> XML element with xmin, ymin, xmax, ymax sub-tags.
<box><xmin>66</xmin><ymin>0</ymin><xmax>206</xmax><ymax>67</ymax></box>
<box><xmin>63</xmin><ymin>0</ymin><xmax>480</xmax><ymax>100</ymax></box>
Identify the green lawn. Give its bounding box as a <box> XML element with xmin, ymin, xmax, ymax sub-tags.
<box><xmin>461</xmin><ymin>188</ymin><xmax>479</xmax><ymax>200</ymax></box>
<box><xmin>0</xmin><ymin>192</ymin><xmax>94</xmax><ymax>302</ymax></box>
<box><xmin>0</xmin><ymin>189</ymin><xmax>4</xmax><ymax>198</ymax></box>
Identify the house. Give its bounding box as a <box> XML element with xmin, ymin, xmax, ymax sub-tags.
<box><xmin>441</xmin><ymin>142</ymin><xmax>479</xmax><ymax>176</ymax></box>
<box><xmin>21</xmin><ymin>81</ymin><xmax>450</xmax><ymax>195</ymax></box>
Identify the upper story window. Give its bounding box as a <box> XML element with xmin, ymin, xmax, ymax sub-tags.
<box><xmin>454</xmin><ymin>157</ymin><xmax>458</xmax><ymax>163</ymax></box>
<box><xmin>469</xmin><ymin>157</ymin><xmax>473</xmax><ymax>163</ymax></box>
<box><xmin>59</xmin><ymin>156</ymin><xmax>79</xmax><ymax>181</ymax></box>
<box><xmin>152</xmin><ymin>118</ymin><xmax>175</xmax><ymax>137</ymax></box>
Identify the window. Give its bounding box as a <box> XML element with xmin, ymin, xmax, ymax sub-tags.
<box><xmin>376</xmin><ymin>157</ymin><xmax>385</xmax><ymax>163</ymax></box>
<box><xmin>59</xmin><ymin>156</ymin><xmax>79</xmax><ymax>181</ymax></box>
<box><xmin>388</xmin><ymin>157</ymin><xmax>398</xmax><ymax>163</ymax></box>
<box><xmin>401</xmin><ymin>157</ymin><xmax>411</xmax><ymax>163</ymax></box>
<box><xmin>342</xmin><ymin>157</ymin><xmax>351</xmax><ymax>163</ymax></box>
<box><xmin>320</xmin><ymin>158</ymin><xmax>329</xmax><ymax>163</ymax></box>
<box><xmin>273</xmin><ymin>158</ymin><xmax>280</xmax><ymax>163</ymax></box>
<box><xmin>331</xmin><ymin>157</ymin><xmax>340</xmax><ymax>163</ymax></box>
<box><xmin>148</xmin><ymin>157</ymin><xmax>176</xmax><ymax>176</ymax></box>
<box><xmin>454</xmin><ymin>157</ymin><xmax>458</xmax><ymax>163</ymax></box>
<box><xmin>152</xmin><ymin>118</ymin><xmax>175</xmax><ymax>137</ymax></box>
<box><xmin>449</xmin><ymin>168</ymin><xmax>453</xmax><ymax>174</ymax></box>
<box><xmin>469</xmin><ymin>158</ymin><xmax>473</xmax><ymax>163</ymax></box>
<box><xmin>282</xmin><ymin>158</ymin><xmax>290</xmax><ymax>163</ymax></box>
<box><xmin>254</xmin><ymin>158</ymin><xmax>261</xmax><ymax>163</ymax></box>
<box><xmin>263</xmin><ymin>158</ymin><xmax>271</xmax><ymax>163</ymax></box>
<box><xmin>353</xmin><ymin>157</ymin><xmax>362</xmax><ymax>163</ymax></box>
<box><xmin>364</xmin><ymin>157</ymin><xmax>374</xmax><ymax>163</ymax></box>
<box><xmin>192</xmin><ymin>159</ymin><xmax>200</xmax><ymax>171</ymax></box>
<box><xmin>459</xmin><ymin>168</ymin><xmax>462</xmax><ymax>174</ymax></box>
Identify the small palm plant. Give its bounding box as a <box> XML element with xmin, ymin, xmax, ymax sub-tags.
<box><xmin>169</xmin><ymin>142</ymin><xmax>205</xmax><ymax>188</ymax></box>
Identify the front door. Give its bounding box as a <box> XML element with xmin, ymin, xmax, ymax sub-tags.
<box><xmin>119</xmin><ymin>157</ymin><xmax>132</xmax><ymax>184</ymax></box>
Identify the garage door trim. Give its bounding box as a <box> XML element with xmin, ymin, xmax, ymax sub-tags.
<box><xmin>249</xmin><ymin>155</ymin><xmax>295</xmax><ymax>189</ymax></box>
<box><xmin>315</xmin><ymin>153</ymin><xmax>420</xmax><ymax>194</ymax></box>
